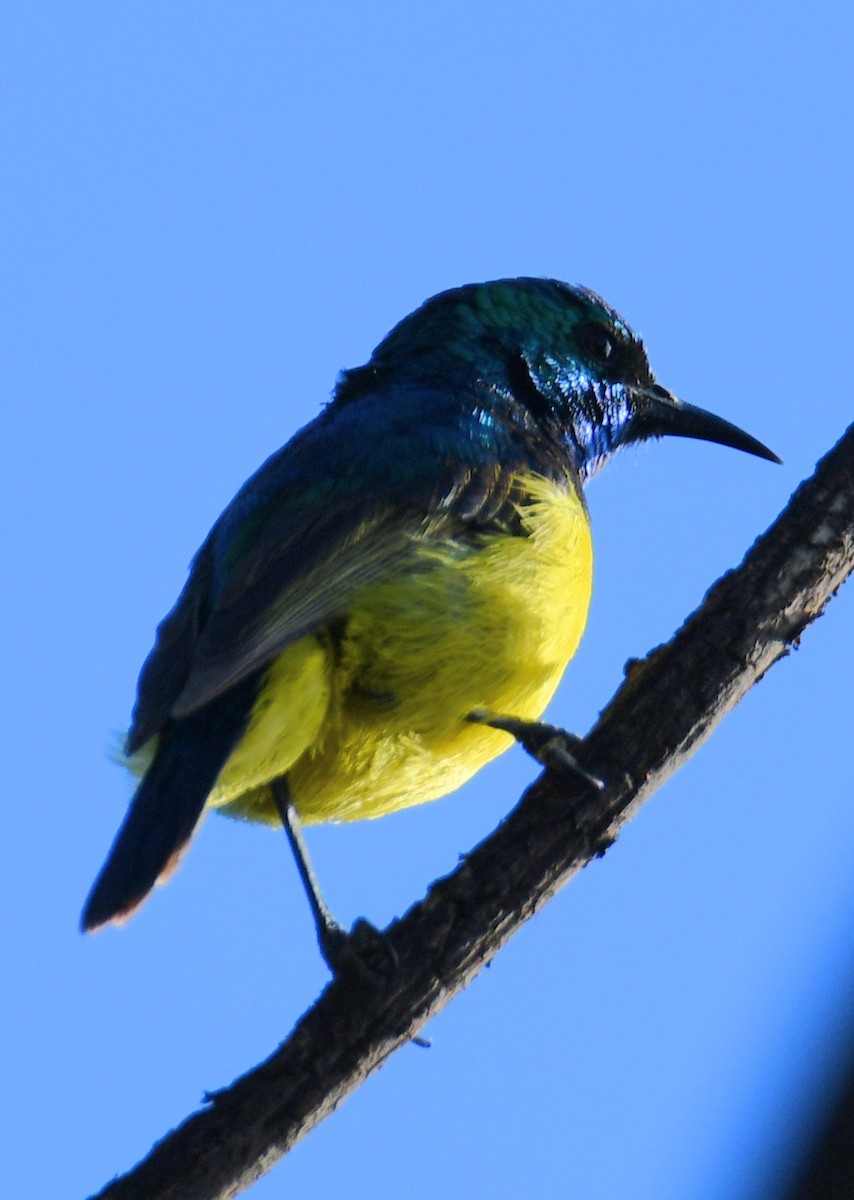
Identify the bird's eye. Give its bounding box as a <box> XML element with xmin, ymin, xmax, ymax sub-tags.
<box><xmin>577</xmin><ymin>322</ymin><xmax>615</xmax><ymax>365</ymax></box>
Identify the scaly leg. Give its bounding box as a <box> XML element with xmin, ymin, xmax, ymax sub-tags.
<box><xmin>270</xmin><ymin>776</ymin><xmax>397</xmax><ymax>977</ymax></box>
<box><xmin>466</xmin><ymin>710</ymin><xmax>605</xmax><ymax>790</ymax></box>
<box><xmin>270</xmin><ymin>776</ymin><xmax>349</xmax><ymax>971</ymax></box>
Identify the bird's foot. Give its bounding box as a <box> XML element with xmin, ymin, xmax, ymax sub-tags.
<box><xmin>319</xmin><ymin>916</ymin><xmax>399</xmax><ymax>982</ymax></box>
<box><xmin>467</xmin><ymin>710</ymin><xmax>605</xmax><ymax>791</ymax></box>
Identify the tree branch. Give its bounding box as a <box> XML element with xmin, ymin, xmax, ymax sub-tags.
<box><xmin>89</xmin><ymin>423</ymin><xmax>854</xmax><ymax>1200</ymax></box>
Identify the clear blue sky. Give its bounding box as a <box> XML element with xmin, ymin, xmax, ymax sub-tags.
<box><xmin>3</xmin><ymin>5</ymin><xmax>853</xmax><ymax>1197</ymax></box>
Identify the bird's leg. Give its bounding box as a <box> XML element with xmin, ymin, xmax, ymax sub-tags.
<box><xmin>270</xmin><ymin>776</ymin><xmax>397</xmax><ymax>978</ymax></box>
<box><xmin>466</xmin><ymin>710</ymin><xmax>605</xmax><ymax>791</ymax></box>
<box><xmin>270</xmin><ymin>776</ymin><xmax>348</xmax><ymax>969</ymax></box>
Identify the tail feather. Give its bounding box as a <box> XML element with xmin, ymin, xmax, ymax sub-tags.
<box><xmin>82</xmin><ymin>680</ymin><xmax>258</xmax><ymax>931</ymax></box>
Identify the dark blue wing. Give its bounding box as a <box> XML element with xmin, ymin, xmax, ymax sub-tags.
<box><xmin>127</xmin><ymin>384</ymin><xmax>523</xmax><ymax>752</ymax></box>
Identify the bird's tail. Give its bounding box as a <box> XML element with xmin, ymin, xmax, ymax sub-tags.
<box><xmin>81</xmin><ymin>692</ymin><xmax>253</xmax><ymax>932</ymax></box>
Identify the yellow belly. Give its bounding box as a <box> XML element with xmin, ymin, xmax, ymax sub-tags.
<box><xmin>211</xmin><ymin>473</ymin><xmax>593</xmax><ymax>825</ymax></box>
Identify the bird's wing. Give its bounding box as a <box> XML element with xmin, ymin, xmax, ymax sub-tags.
<box><xmin>126</xmin><ymin>387</ymin><xmax>519</xmax><ymax>752</ymax></box>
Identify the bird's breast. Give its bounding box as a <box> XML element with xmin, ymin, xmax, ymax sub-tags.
<box><xmin>290</xmin><ymin>472</ymin><xmax>594</xmax><ymax>821</ymax></box>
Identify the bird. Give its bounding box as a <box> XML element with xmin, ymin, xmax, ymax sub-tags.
<box><xmin>81</xmin><ymin>278</ymin><xmax>779</xmax><ymax>968</ymax></box>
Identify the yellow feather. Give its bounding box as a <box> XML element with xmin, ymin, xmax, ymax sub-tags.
<box><xmin>211</xmin><ymin>634</ymin><xmax>331</xmax><ymax>805</ymax></box>
<box><xmin>214</xmin><ymin>474</ymin><xmax>593</xmax><ymax>826</ymax></box>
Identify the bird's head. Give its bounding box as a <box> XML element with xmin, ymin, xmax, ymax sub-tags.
<box><xmin>337</xmin><ymin>278</ymin><xmax>779</xmax><ymax>478</ymax></box>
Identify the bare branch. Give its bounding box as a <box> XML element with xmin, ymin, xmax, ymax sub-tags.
<box><xmin>89</xmin><ymin>423</ymin><xmax>854</xmax><ymax>1200</ymax></box>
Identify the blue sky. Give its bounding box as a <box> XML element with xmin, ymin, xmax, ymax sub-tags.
<box><xmin>3</xmin><ymin>5</ymin><xmax>853</xmax><ymax>1197</ymax></box>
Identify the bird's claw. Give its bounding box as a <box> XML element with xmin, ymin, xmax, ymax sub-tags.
<box><xmin>320</xmin><ymin>916</ymin><xmax>399</xmax><ymax>981</ymax></box>
<box><xmin>466</xmin><ymin>710</ymin><xmax>604</xmax><ymax>791</ymax></box>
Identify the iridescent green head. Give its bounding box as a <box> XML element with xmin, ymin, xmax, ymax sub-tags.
<box><xmin>337</xmin><ymin>278</ymin><xmax>779</xmax><ymax>477</ymax></box>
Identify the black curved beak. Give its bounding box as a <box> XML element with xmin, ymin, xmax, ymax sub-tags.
<box><xmin>627</xmin><ymin>384</ymin><xmax>781</xmax><ymax>464</ymax></box>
